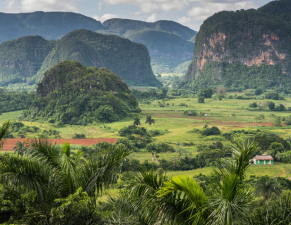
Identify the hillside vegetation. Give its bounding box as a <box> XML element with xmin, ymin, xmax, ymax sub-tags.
<box><xmin>0</xmin><ymin>29</ymin><xmax>161</xmax><ymax>88</ymax></box>
<box><xmin>99</xmin><ymin>19</ymin><xmax>197</xmax><ymax>73</ymax></box>
<box><xmin>184</xmin><ymin>0</ymin><xmax>291</xmax><ymax>91</ymax></box>
<box><xmin>0</xmin><ymin>36</ymin><xmax>56</xmax><ymax>86</ymax></box>
<box><xmin>23</xmin><ymin>61</ymin><xmax>140</xmax><ymax>125</ymax></box>
<box><xmin>127</xmin><ymin>30</ymin><xmax>194</xmax><ymax>73</ymax></box>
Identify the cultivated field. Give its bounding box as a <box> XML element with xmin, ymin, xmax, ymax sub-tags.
<box><xmin>1</xmin><ymin>94</ymin><xmax>291</xmax><ymax>178</ymax></box>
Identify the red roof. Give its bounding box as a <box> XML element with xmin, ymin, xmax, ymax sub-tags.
<box><xmin>254</xmin><ymin>154</ymin><xmax>273</xmax><ymax>160</ymax></box>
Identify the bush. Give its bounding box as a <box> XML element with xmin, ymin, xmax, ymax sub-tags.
<box><xmin>201</xmin><ymin>126</ymin><xmax>221</xmax><ymax>136</ymax></box>
<box><xmin>198</xmin><ymin>96</ymin><xmax>205</xmax><ymax>103</ymax></box>
<box><xmin>73</xmin><ymin>133</ymin><xmax>86</xmax><ymax>139</ymax></box>
<box><xmin>265</xmin><ymin>93</ymin><xmax>279</xmax><ymax>100</ymax></box>
<box><xmin>198</xmin><ymin>88</ymin><xmax>213</xmax><ymax>98</ymax></box>
<box><xmin>255</xmin><ymin>89</ymin><xmax>263</xmax><ymax>95</ymax></box>
<box><xmin>146</xmin><ymin>143</ymin><xmax>175</xmax><ymax>153</ymax></box>
<box><xmin>249</xmin><ymin>102</ymin><xmax>258</xmax><ymax>108</ymax></box>
<box><xmin>118</xmin><ymin>125</ymin><xmax>147</xmax><ymax>137</ymax></box>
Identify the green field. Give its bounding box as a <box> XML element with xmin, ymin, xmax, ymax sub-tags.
<box><xmin>1</xmin><ymin>95</ymin><xmax>291</xmax><ymax>178</ymax></box>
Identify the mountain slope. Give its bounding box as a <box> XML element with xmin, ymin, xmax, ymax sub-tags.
<box><xmin>0</xmin><ymin>36</ymin><xmax>56</xmax><ymax>86</ymax></box>
<box><xmin>25</xmin><ymin>61</ymin><xmax>140</xmax><ymax>124</ymax></box>
<box><xmin>184</xmin><ymin>0</ymin><xmax>291</xmax><ymax>90</ymax></box>
<box><xmin>127</xmin><ymin>30</ymin><xmax>194</xmax><ymax>73</ymax></box>
<box><xmin>100</xmin><ymin>19</ymin><xmax>197</xmax><ymax>73</ymax></box>
<box><xmin>37</xmin><ymin>29</ymin><xmax>161</xmax><ymax>87</ymax></box>
<box><xmin>102</xmin><ymin>19</ymin><xmax>197</xmax><ymax>40</ymax></box>
<box><xmin>0</xmin><ymin>11</ymin><xmax>103</xmax><ymax>43</ymax></box>
<box><xmin>0</xmin><ymin>29</ymin><xmax>161</xmax><ymax>88</ymax></box>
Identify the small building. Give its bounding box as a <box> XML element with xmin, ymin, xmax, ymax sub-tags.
<box><xmin>253</xmin><ymin>154</ymin><xmax>274</xmax><ymax>165</ymax></box>
<box><xmin>204</xmin><ymin>113</ymin><xmax>208</xmax><ymax>116</ymax></box>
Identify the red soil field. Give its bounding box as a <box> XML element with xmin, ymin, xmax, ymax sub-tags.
<box><xmin>1</xmin><ymin>138</ymin><xmax>118</xmax><ymax>152</ymax></box>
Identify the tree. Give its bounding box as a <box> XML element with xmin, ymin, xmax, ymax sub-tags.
<box><xmin>270</xmin><ymin>142</ymin><xmax>284</xmax><ymax>158</ymax></box>
<box><xmin>158</xmin><ymin>140</ymin><xmax>258</xmax><ymax>225</ymax></box>
<box><xmin>161</xmin><ymin>87</ymin><xmax>168</xmax><ymax>99</ymax></box>
<box><xmin>255</xmin><ymin>176</ymin><xmax>281</xmax><ymax>200</ymax></box>
<box><xmin>268</xmin><ymin>101</ymin><xmax>275</xmax><ymax>110</ymax></box>
<box><xmin>0</xmin><ymin>121</ymin><xmax>10</xmax><ymax>150</ymax></box>
<box><xmin>216</xmin><ymin>87</ymin><xmax>227</xmax><ymax>95</ymax></box>
<box><xmin>198</xmin><ymin>96</ymin><xmax>205</xmax><ymax>103</ymax></box>
<box><xmin>13</xmin><ymin>141</ymin><xmax>27</xmax><ymax>158</ymax></box>
<box><xmin>133</xmin><ymin>117</ymin><xmax>141</xmax><ymax>130</ymax></box>
<box><xmin>145</xmin><ymin>116</ymin><xmax>155</xmax><ymax>134</ymax></box>
<box><xmin>198</xmin><ymin>88</ymin><xmax>213</xmax><ymax>98</ymax></box>
<box><xmin>0</xmin><ymin>139</ymin><xmax>130</xmax><ymax>203</ymax></box>
<box><xmin>255</xmin><ymin>89</ymin><xmax>263</xmax><ymax>95</ymax></box>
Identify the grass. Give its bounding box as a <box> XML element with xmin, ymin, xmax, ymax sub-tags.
<box><xmin>2</xmin><ymin>95</ymin><xmax>291</xmax><ymax>178</ymax></box>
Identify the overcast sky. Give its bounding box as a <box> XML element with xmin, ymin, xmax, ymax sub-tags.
<box><xmin>1</xmin><ymin>0</ymin><xmax>272</xmax><ymax>30</ymax></box>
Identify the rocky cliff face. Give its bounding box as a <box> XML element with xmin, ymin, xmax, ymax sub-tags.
<box><xmin>184</xmin><ymin>0</ymin><xmax>291</xmax><ymax>89</ymax></box>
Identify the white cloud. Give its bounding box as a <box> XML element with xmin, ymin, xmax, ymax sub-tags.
<box><xmin>140</xmin><ymin>2</ymin><xmax>159</xmax><ymax>13</ymax></box>
<box><xmin>133</xmin><ymin>11</ymin><xmax>142</xmax><ymax>16</ymax></box>
<box><xmin>177</xmin><ymin>16</ymin><xmax>192</xmax><ymax>24</ymax></box>
<box><xmin>187</xmin><ymin>1</ymin><xmax>258</xmax><ymax>21</ymax></box>
<box><xmin>5</xmin><ymin>0</ymin><xmax>80</xmax><ymax>13</ymax></box>
<box><xmin>98</xmin><ymin>2</ymin><xmax>102</xmax><ymax>11</ymax></box>
<box><xmin>93</xmin><ymin>13</ymin><xmax>119</xmax><ymax>22</ymax></box>
<box><xmin>146</xmin><ymin>13</ymin><xmax>157</xmax><ymax>22</ymax></box>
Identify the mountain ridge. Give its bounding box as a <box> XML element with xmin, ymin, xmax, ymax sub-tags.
<box><xmin>0</xmin><ymin>29</ymin><xmax>161</xmax><ymax>88</ymax></box>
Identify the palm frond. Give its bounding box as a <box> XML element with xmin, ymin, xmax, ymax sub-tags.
<box><xmin>0</xmin><ymin>155</ymin><xmax>53</xmax><ymax>201</ymax></box>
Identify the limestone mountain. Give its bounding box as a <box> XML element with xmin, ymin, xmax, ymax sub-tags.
<box><xmin>184</xmin><ymin>0</ymin><xmax>291</xmax><ymax>90</ymax></box>
<box><xmin>25</xmin><ymin>61</ymin><xmax>140</xmax><ymax>124</ymax></box>
<box><xmin>126</xmin><ymin>30</ymin><xmax>194</xmax><ymax>73</ymax></box>
<box><xmin>0</xmin><ymin>11</ymin><xmax>103</xmax><ymax>43</ymax></box>
<box><xmin>0</xmin><ymin>36</ymin><xmax>56</xmax><ymax>86</ymax></box>
<box><xmin>99</xmin><ymin>19</ymin><xmax>197</xmax><ymax>73</ymax></box>
<box><xmin>0</xmin><ymin>29</ymin><xmax>161</xmax><ymax>88</ymax></box>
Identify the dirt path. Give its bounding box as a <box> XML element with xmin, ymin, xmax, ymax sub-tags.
<box><xmin>1</xmin><ymin>138</ymin><xmax>118</xmax><ymax>151</ymax></box>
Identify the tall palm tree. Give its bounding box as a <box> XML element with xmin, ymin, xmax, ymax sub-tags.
<box><xmin>158</xmin><ymin>140</ymin><xmax>258</xmax><ymax>225</ymax></box>
<box><xmin>13</xmin><ymin>140</ymin><xmax>27</xmax><ymax>158</ymax></box>
<box><xmin>255</xmin><ymin>176</ymin><xmax>281</xmax><ymax>200</ymax></box>
<box><xmin>133</xmin><ymin>117</ymin><xmax>141</xmax><ymax>130</ymax></box>
<box><xmin>0</xmin><ymin>138</ymin><xmax>130</xmax><ymax>202</ymax></box>
<box><xmin>145</xmin><ymin>116</ymin><xmax>155</xmax><ymax>134</ymax></box>
<box><xmin>0</xmin><ymin>121</ymin><xmax>10</xmax><ymax>150</ymax></box>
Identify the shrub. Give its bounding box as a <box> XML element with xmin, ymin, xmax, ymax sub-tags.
<box><xmin>118</xmin><ymin>125</ymin><xmax>147</xmax><ymax>137</ymax></box>
<box><xmin>198</xmin><ymin>96</ymin><xmax>205</xmax><ymax>103</ymax></box>
<box><xmin>146</xmin><ymin>143</ymin><xmax>175</xmax><ymax>153</ymax></box>
<box><xmin>265</xmin><ymin>93</ymin><xmax>279</xmax><ymax>100</ymax></box>
<box><xmin>73</xmin><ymin>133</ymin><xmax>86</xmax><ymax>139</ymax></box>
<box><xmin>249</xmin><ymin>102</ymin><xmax>258</xmax><ymax>108</ymax></box>
<box><xmin>201</xmin><ymin>126</ymin><xmax>221</xmax><ymax>136</ymax></box>
<box><xmin>255</xmin><ymin>89</ymin><xmax>263</xmax><ymax>95</ymax></box>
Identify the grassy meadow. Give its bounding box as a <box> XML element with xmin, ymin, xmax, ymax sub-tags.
<box><xmin>1</xmin><ymin>94</ymin><xmax>291</xmax><ymax>178</ymax></box>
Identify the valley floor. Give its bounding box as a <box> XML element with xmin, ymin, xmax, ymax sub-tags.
<box><xmin>1</xmin><ymin>95</ymin><xmax>291</xmax><ymax>178</ymax></box>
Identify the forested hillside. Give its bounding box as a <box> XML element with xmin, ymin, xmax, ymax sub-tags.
<box><xmin>0</xmin><ymin>36</ymin><xmax>56</xmax><ymax>86</ymax></box>
<box><xmin>127</xmin><ymin>30</ymin><xmax>194</xmax><ymax>73</ymax></box>
<box><xmin>0</xmin><ymin>11</ymin><xmax>103</xmax><ymax>43</ymax></box>
<box><xmin>99</xmin><ymin>19</ymin><xmax>197</xmax><ymax>73</ymax></box>
<box><xmin>102</xmin><ymin>19</ymin><xmax>196</xmax><ymax>40</ymax></box>
<box><xmin>0</xmin><ymin>30</ymin><xmax>161</xmax><ymax>88</ymax></box>
<box><xmin>24</xmin><ymin>61</ymin><xmax>140</xmax><ymax>124</ymax></box>
<box><xmin>184</xmin><ymin>0</ymin><xmax>291</xmax><ymax>91</ymax></box>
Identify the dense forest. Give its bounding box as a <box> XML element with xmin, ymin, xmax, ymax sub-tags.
<box><xmin>23</xmin><ymin>61</ymin><xmax>140</xmax><ymax>125</ymax></box>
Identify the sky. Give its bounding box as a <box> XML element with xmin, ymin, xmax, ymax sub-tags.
<box><xmin>1</xmin><ymin>0</ymin><xmax>272</xmax><ymax>30</ymax></box>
